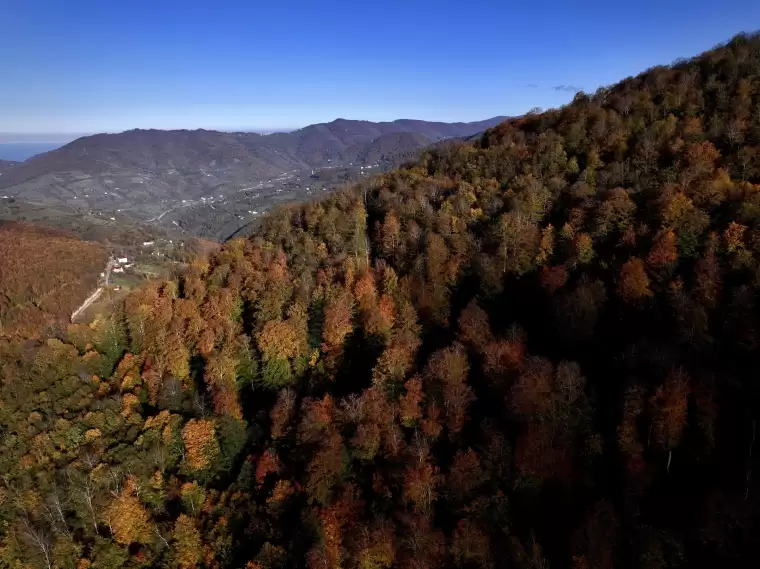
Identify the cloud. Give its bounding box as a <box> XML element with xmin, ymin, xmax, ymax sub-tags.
<box><xmin>525</xmin><ymin>83</ymin><xmax>539</xmax><ymax>88</ymax></box>
<box><xmin>554</xmin><ymin>84</ymin><xmax>582</xmax><ymax>93</ymax></box>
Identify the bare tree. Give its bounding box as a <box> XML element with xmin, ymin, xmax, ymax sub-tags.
<box><xmin>70</xmin><ymin>471</ymin><xmax>100</xmax><ymax>533</ymax></box>
<box><xmin>162</xmin><ymin>376</ymin><xmax>181</xmax><ymax>403</ymax></box>
<box><xmin>339</xmin><ymin>393</ymin><xmax>364</xmax><ymax>424</ymax></box>
<box><xmin>194</xmin><ymin>392</ymin><xmax>208</xmax><ymax>417</ymax></box>
<box><xmin>19</xmin><ymin>517</ymin><xmax>53</xmax><ymax>569</ymax></box>
<box><xmin>43</xmin><ymin>482</ymin><xmax>72</xmax><ymax>540</ymax></box>
<box><xmin>5</xmin><ymin>481</ymin><xmax>53</xmax><ymax>569</ymax></box>
<box><xmin>155</xmin><ymin>526</ymin><xmax>170</xmax><ymax>550</ymax></box>
<box><xmin>726</xmin><ymin>120</ymin><xmax>744</xmax><ymax>148</ymax></box>
<box><xmin>106</xmin><ymin>468</ymin><xmax>123</xmax><ymax>497</ymax></box>
<box><xmin>151</xmin><ymin>442</ymin><xmax>168</xmax><ymax>472</ymax></box>
<box><xmin>81</xmin><ymin>451</ymin><xmax>99</xmax><ymax>470</ymax></box>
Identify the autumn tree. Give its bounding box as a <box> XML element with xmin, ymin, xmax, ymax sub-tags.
<box><xmin>171</xmin><ymin>514</ymin><xmax>204</xmax><ymax>569</ymax></box>
<box><xmin>204</xmin><ymin>346</ymin><xmax>242</xmax><ymax>418</ymax></box>
<box><xmin>646</xmin><ymin>230</ymin><xmax>679</xmax><ymax>271</ymax></box>
<box><xmin>446</xmin><ymin>448</ymin><xmax>485</xmax><ymax>501</ymax></box>
<box><xmin>104</xmin><ymin>477</ymin><xmax>151</xmax><ymax>545</ymax></box>
<box><xmin>617</xmin><ymin>257</ymin><xmax>653</xmax><ymax>301</ymax></box>
<box><xmin>257</xmin><ymin>319</ymin><xmax>300</xmax><ymax>388</ymax></box>
<box><xmin>649</xmin><ymin>370</ymin><xmax>690</xmax><ymax>473</ymax></box>
<box><xmin>451</xmin><ymin>520</ymin><xmax>491</xmax><ymax>568</ymax></box>
<box><xmin>322</xmin><ymin>290</ymin><xmax>354</xmax><ymax>361</ymax></box>
<box><xmin>423</xmin><ymin>343</ymin><xmax>474</xmax><ymax>434</ymax></box>
<box><xmin>457</xmin><ymin>301</ymin><xmax>492</xmax><ymax>353</ymax></box>
<box><xmin>182</xmin><ymin>419</ymin><xmax>221</xmax><ymax>473</ymax></box>
<box><xmin>270</xmin><ymin>388</ymin><xmax>297</xmax><ymax>439</ymax></box>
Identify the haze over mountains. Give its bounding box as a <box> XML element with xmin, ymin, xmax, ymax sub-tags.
<box><xmin>0</xmin><ymin>116</ymin><xmax>505</xmax><ymax>239</ymax></box>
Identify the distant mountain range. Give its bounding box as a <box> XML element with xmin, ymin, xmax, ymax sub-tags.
<box><xmin>0</xmin><ymin>116</ymin><xmax>506</xmax><ymax>236</ymax></box>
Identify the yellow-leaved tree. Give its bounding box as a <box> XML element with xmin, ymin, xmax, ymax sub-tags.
<box><xmin>182</xmin><ymin>418</ymin><xmax>221</xmax><ymax>472</ymax></box>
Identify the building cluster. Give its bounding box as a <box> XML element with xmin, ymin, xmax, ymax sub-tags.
<box><xmin>110</xmin><ymin>255</ymin><xmax>134</xmax><ymax>273</ymax></box>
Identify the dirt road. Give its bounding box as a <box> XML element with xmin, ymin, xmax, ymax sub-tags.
<box><xmin>70</xmin><ymin>258</ymin><xmax>113</xmax><ymax>322</ymax></box>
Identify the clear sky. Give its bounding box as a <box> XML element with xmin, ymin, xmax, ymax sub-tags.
<box><xmin>1</xmin><ymin>0</ymin><xmax>759</xmax><ymax>137</ymax></box>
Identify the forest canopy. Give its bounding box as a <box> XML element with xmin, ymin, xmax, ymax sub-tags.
<box><xmin>0</xmin><ymin>222</ymin><xmax>107</xmax><ymax>339</ymax></box>
<box><xmin>3</xmin><ymin>32</ymin><xmax>760</xmax><ymax>569</ymax></box>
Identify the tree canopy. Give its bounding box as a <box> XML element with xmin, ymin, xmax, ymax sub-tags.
<box><xmin>3</xmin><ymin>32</ymin><xmax>760</xmax><ymax>569</ymax></box>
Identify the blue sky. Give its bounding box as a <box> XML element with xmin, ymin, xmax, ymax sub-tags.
<box><xmin>1</xmin><ymin>0</ymin><xmax>759</xmax><ymax>137</ymax></box>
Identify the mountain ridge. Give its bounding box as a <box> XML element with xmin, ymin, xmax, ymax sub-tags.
<box><xmin>0</xmin><ymin>116</ymin><xmax>507</xmax><ymax>234</ymax></box>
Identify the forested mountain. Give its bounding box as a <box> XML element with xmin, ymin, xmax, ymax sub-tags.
<box><xmin>0</xmin><ymin>222</ymin><xmax>107</xmax><ymax>339</ymax></box>
<box><xmin>0</xmin><ymin>117</ymin><xmax>506</xmax><ymax>232</ymax></box>
<box><xmin>4</xmin><ymin>33</ymin><xmax>760</xmax><ymax>569</ymax></box>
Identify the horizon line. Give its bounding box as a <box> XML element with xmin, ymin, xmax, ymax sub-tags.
<box><xmin>0</xmin><ymin>115</ymin><xmax>508</xmax><ymax>143</ymax></box>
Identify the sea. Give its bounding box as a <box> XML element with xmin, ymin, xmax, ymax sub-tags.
<box><xmin>0</xmin><ymin>142</ymin><xmax>63</xmax><ymax>161</ymax></box>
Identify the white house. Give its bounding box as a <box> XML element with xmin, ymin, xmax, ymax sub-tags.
<box><xmin>142</xmin><ymin>241</ymin><xmax>154</xmax><ymax>247</ymax></box>
<box><xmin>117</xmin><ymin>257</ymin><xmax>128</xmax><ymax>264</ymax></box>
<box><xmin>113</xmin><ymin>267</ymin><xmax>124</xmax><ymax>273</ymax></box>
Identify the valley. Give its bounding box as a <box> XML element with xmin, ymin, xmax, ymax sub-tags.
<box><xmin>161</xmin><ymin>163</ymin><xmax>385</xmax><ymax>239</ymax></box>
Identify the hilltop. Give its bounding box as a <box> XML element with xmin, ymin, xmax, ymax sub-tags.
<box><xmin>4</xmin><ymin>32</ymin><xmax>760</xmax><ymax>569</ymax></box>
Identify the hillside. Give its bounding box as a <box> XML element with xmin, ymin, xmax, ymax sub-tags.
<box><xmin>0</xmin><ymin>197</ymin><xmax>189</xmax><ymax>245</ymax></box>
<box><xmin>0</xmin><ymin>159</ymin><xmax>18</xmax><ymax>172</ymax></box>
<box><xmin>350</xmin><ymin>131</ymin><xmax>435</xmax><ymax>165</ymax></box>
<box><xmin>0</xmin><ymin>117</ymin><xmax>506</xmax><ymax>236</ymax></box>
<box><xmin>0</xmin><ymin>222</ymin><xmax>107</xmax><ymax>339</ymax></box>
<box><xmin>4</xmin><ymin>33</ymin><xmax>760</xmax><ymax>569</ymax></box>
